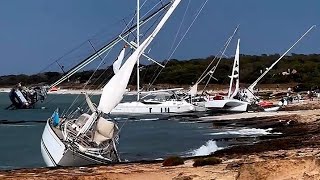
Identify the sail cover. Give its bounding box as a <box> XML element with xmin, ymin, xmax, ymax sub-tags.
<box><xmin>113</xmin><ymin>47</ymin><xmax>126</xmax><ymax>74</ymax></box>
<box><xmin>97</xmin><ymin>0</ymin><xmax>182</xmax><ymax>114</ymax></box>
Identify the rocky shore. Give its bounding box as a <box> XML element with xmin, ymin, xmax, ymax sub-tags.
<box><xmin>2</xmin><ymin>100</ymin><xmax>320</xmax><ymax>180</ymax></box>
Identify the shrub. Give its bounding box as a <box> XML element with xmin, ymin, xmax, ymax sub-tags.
<box><xmin>193</xmin><ymin>157</ymin><xmax>222</xmax><ymax>167</ymax></box>
<box><xmin>162</xmin><ymin>156</ymin><xmax>185</xmax><ymax>167</ymax></box>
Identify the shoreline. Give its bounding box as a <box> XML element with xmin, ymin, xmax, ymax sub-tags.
<box><xmin>1</xmin><ymin>101</ymin><xmax>320</xmax><ymax>179</ymax></box>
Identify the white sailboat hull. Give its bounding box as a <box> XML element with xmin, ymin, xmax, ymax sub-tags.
<box><xmin>205</xmin><ymin>99</ymin><xmax>248</xmax><ymax>112</ymax></box>
<box><xmin>40</xmin><ymin>121</ymin><xmax>65</xmax><ymax>167</ymax></box>
<box><xmin>110</xmin><ymin>101</ymin><xmax>195</xmax><ymax>114</ymax></box>
<box><xmin>41</xmin><ymin>121</ymin><xmax>114</xmax><ymax>167</ymax></box>
<box><xmin>192</xmin><ymin>101</ymin><xmax>207</xmax><ymax>112</ymax></box>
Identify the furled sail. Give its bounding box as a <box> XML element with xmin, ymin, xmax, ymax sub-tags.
<box><xmin>113</xmin><ymin>47</ymin><xmax>126</xmax><ymax>74</ymax></box>
<box><xmin>97</xmin><ymin>0</ymin><xmax>182</xmax><ymax>114</ymax></box>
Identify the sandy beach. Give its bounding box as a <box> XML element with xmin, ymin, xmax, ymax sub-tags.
<box><xmin>1</xmin><ymin>100</ymin><xmax>320</xmax><ymax>179</ymax></box>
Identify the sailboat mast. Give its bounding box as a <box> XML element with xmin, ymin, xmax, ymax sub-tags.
<box><xmin>136</xmin><ymin>0</ymin><xmax>140</xmax><ymax>101</ymax></box>
<box><xmin>248</xmin><ymin>25</ymin><xmax>316</xmax><ymax>91</ymax></box>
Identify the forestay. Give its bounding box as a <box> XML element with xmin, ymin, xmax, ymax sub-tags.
<box><xmin>97</xmin><ymin>0</ymin><xmax>182</xmax><ymax>114</ymax></box>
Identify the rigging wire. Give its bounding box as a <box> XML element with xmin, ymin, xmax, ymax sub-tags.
<box><xmin>63</xmin><ymin>0</ymin><xmax>168</xmax><ymax>116</ymax></box>
<box><xmin>198</xmin><ymin>25</ymin><xmax>239</xmax><ymax>87</ymax></box>
<box><xmin>63</xmin><ymin>46</ymin><xmax>114</xmax><ymax>116</ymax></box>
<box><xmin>147</xmin><ymin>0</ymin><xmax>191</xmax><ymax>88</ymax></box>
<box><xmin>148</xmin><ymin>0</ymin><xmax>209</xmax><ymax>88</ymax></box>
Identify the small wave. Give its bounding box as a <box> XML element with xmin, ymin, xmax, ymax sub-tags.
<box><xmin>0</xmin><ymin>124</ymin><xmax>35</xmax><ymax>127</ymax></box>
<box><xmin>155</xmin><ymin>158</ymin><xmax>163</xmax><ymax>160</ymax></box>
<box><xmin>209</xmin><ymin>128</ymin><xmax>281</xmax><ymax>136</ymax></box>
<box><xmin>190</xmin><ymin>140</ymin><xmax>222</xmax><ymax>156</ymax></box>
<box><xmin>130</xmin><ymin>118</ymin><xmax>160</xmax><ymax>122</ymax></box>
<box><xmin>178</xmin><ymin>121</ymin><xmax>198</xmax><ymax>124</ymax></box>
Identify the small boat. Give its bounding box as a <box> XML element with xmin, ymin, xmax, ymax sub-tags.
<box><xmin>258</xmin><ymin>101</ymin><xmax>280</xmax><ymax>112</ymax></box>
<box><xmin>41</xmin><ymin>0</ymin><xmax>182</xmax><ymax>167</ymax></box>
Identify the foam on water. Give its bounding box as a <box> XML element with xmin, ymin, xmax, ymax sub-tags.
<box><xmin>0</xmin><ymin>124</ymin><xmax>35</xmax><ymax>127</ymax></box>
<box><xmin>209</xmin><ymin>128</ymin><xmax>281</xmax><ymax>136</ymax></box>
<box><xmin>131</xmin><ymin>118</ymin><xmax>160</xmax><ymax>122</ymax></box>
<box><xmin>190</xmin><ymin>140</ymin><xmax>221</xmax><ymax>156</ymax></box>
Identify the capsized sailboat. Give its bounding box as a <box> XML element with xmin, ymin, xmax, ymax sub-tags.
<box><xmin>6</xmin><ymin>1</ymin><xmax>172</xmax><ymax>110</ymax></box>
<box><xmin>7</xmin><ymin>84</ymin><xmax>48</xmax><ymax>109</ymax></box>
<box><xmin>40</xmin><ymin>0</ymin><xmax>182</xmax><ymax>167</ymax></box>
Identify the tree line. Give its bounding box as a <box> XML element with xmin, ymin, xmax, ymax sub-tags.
<box><xmin>1</xmin><ymin>53</ymin><xmax>320</xmax><ymax>89</ymax></box>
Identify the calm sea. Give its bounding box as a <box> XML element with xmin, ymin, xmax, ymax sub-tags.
<box><xmin>0</xmin><ymin>92</ymin><xmax>271</xmax><ymax>170</ymax></box>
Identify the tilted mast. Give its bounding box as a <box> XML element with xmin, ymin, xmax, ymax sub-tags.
<box><xmin>49</xmin><ymin>1</ymin><xmax>172</xmax><ymax>89</ymax></box>
<box><xmin>248</xmin><ymin>25</ymin><xmax>316</xmax><ymax>92</ymax></box>
<box><xmin>137</xmin><ymin>0</ymin><xmax>141</xmax><ymax>100</ymax></box>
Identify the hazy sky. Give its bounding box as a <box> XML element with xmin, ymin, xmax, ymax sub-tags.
<box><xmin>0</xmin><ymin>0</ymin><xmax>319</xmax><ymax>75</ymax></box>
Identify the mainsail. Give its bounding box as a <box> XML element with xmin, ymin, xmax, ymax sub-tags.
<box><xmin>97</xmin><ymin>0</ymin><xmax>182</xmax><ymax>114</ymax></box>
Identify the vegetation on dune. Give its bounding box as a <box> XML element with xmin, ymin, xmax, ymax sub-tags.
<box><xmin>193</xmin><ymin>157</ymin><xmax>222</xmax><ymax>167</ymax></box>
<box><xmin>1</xmin><ymin>53</ymin><xmax>320</xmax><ymax>89</ymax></box>
<box><xmin>162</xmin><ymin>156</ymin><xmax>185</xmax><ymax>167</ymax></box>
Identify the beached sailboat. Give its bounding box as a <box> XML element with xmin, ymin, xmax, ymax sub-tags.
<box><xmin>40</xmin><ymin>0</ymin><xmax>182</xmax><ymax>167</ymax></box>
<box><xmin>205</xmin><ymin>39</ymin><xmax>249</xmax><ymax>112</ymax></box>
<box><xmin>110</xmin><ymin>1</ymin><xmax>194</xmax><ymax>115</ymax></box>
<box><xmin>185</xmin><ymin>26</ymin><xmax>240</xmax><ymax>112</ymax></box>
<box><xmin>239</xmin><ymin>25</ymin><xmax>316</xmax><ymax>111</ymax></box>
<box><xmin>111</xmin><ymin>88</ymin><xmax>194</xmax><ymax>114</ymax></box>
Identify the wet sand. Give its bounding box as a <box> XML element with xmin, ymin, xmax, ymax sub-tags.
<box><xmin>2</xmin><ymin>100</ymin><xmax>320</xmax><ymax>179</ymax></box>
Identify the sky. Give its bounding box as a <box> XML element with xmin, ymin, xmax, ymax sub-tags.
<box><xmin>0</xmin><ymin>0</ymin><xmax>319</xmax><ymax>75</ymax></box>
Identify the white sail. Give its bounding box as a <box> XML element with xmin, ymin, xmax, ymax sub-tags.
<box><xmin>97</xmin><ymin>0</ymin><xmax>182</xmax><ymax>114</ymax></box>
<box><xmin>188</xmin><ymin>83</ymin><xmax>198</xmax><ymax>96</ymax></box>
<box><xmin>113</xmin><ymin>47</ymin><xmax>126</xmax><ymax>74</ymax></box>
<box><xmin>228</xmin><ymin>39</ymin><xmax>240</xmax><ymax>98</ymax></box>
<box><xmin>231</xmin><ymin>39</ymin><xmax>240</xmax><ymax>98</ymax></box>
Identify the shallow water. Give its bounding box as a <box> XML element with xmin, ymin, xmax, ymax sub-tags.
<box><xmin>0</xmin><ymin>92</ymin><xmax>275</xmax><ymax>169</ymax></box>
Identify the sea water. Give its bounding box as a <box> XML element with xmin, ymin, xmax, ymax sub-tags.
<box><xmin>0</xmin><ymin>92</ymin><xmax>275</xmax><ymax>169</ymax></box>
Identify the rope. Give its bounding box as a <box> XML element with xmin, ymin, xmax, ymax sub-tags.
<box><xmin>63</xmin><ymin>46</ymin><xmax>113</xmax><ymax>116</ymax></box>
<box><xmin>147</xmin><ymin>0</ymin><xmax>191</xmax><ymax>88</ymax></box>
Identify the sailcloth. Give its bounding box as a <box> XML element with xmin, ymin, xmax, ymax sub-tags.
<box><xmin>97</xmin><ymin>0</ymin><xmax>182</xmax><ymax>114</ymax></box>
<box><xmin>113</xmin><ymin>47</ymin><xmax>126</xmax><ymax>74</ymax></box>
<box><xmin>188</xmin><ymin>83</ymin><xmax>198</xmax><ymax>96</ymax></box>
<box><xmin>228</xmin><ymin>39</ymin><xmax>240</xmax><ymax>98</ymax></box>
